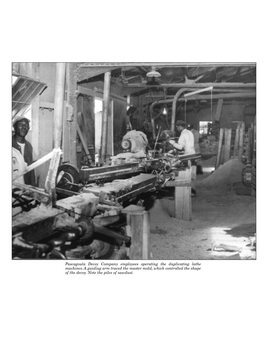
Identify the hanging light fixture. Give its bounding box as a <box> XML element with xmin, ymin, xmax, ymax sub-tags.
<box><xmin>146</xmin><ymin>66</ymin><xmax>161</xmax><ymax>79</ymax></box>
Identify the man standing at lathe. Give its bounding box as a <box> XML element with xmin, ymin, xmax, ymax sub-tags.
<box><xmin>168</xmin><ymin>120</ymin><xmax>195</xmax><ymax>155</ymax></box>
<box><xmin>12</xmin><ymin>116</ymin><xmax>36</xmax><ymax>186</ymax></box>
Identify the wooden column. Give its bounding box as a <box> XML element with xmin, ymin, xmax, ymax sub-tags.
<box><xmin>122</xmin><ymin>206</ymin><xmax>150</xmax><ymax>260</ymax></box>
<box><xmin>214</xmin><ymin>99</ymin><xmax>223</xmax><ymax>122</ymax></box>
<box><xmin>66</xmin><ymin>63</ymin><xmax>78</xmax><ymax>166</ymax></box>
<box><xmin>54</xmin><ymin>63</ymin><xmax>66</xmax><ymax>149</ymax></box>
<box><xmin>224</xmin><ymin>128</ymin><xmax>232</xmax><ymax>163</ymax></box>
<box><xmin>216</xmin><ymin>128</ymin><xmax>224</xmax><ymax>168</ymax></box>
<box><xmin>238</xmin><ymin>122</ymin><xmax>245</xmax><ymax>161</ymax></box>
<box><xmin>101</xmin><ymin>71</ymin><xmax>111</xmax><ymax>163</ymax></box>
<box><xmin>233</xmin><ymin>122</ymin><xmax>241</xmax><ymax>159</ymax></box>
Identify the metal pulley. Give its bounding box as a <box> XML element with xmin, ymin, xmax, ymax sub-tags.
<box><xmin>121</xmin><ymin>139</ymin><xmax>131</xmax><ymax>151</ymax></box>
<box><xmin>56</xmin><ymin>163</ymin><xmax>80</xmax><ymax>191</ymax></box>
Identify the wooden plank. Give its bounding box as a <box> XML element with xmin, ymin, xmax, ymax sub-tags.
<box><xmin>166</xmin><ymin>180</ymin><xmax>191</xmax><ymax>187</ymax></box>
<box><xmin>233</xmin><ymin>122</ymin><xmax>241</xmax><ymax>158</ymax></box>
<box><xmin>67</xmin><ymin>63</ymin><xmax>77</xmax><ymax>166</ymax></box>
<box><xmin>13</xmin><ymin>150</ymin><xmax>54</xmax><ymax>182</ymax></box>
<box><xmin>77</xmin><ymin>122</ymin><xmax>93</xmax><ymax>164</ymax></box>
<box><xmin>247</xmin><ymin>127</ymin><xmax>254</xmax><ymax>163</ymax></box>
<box><xmin>224</xmin><ymin>128</ymin><xmax>232</xmax><ymax>163</ymax></box>
<box><xmin>215</xmin><ymin>99</ymin><xmax>223</xmax><ymax>122</ymax></box>
<box><xmin>238</xmin><ymin>122</ymin><xmax>245</xmax><ymax>161</ymax></box>
<box><xmin>215</xmin><ymin>128</ymin><xmax>224</xmax><ymax>168</ymax></box>
<box><xmin>44</xmin><ymin>148</ymin><xmax>62</xmax><ymax>205</ymax></box>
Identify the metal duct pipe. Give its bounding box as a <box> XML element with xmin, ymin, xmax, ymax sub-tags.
<box><xmin>171</xmin><ymin>89</ymin><xmax>256</xmax><ymax>131</ymax></box>
<box><xmin>145</xmin><ymin>88</ymin><xmax>256</xmax><ymax>98</ymax></box>
<box><xmin>179</xmin><ymin>92</ymin><xmax>256</xmax><ymax>101</ymax></box>
<box><xmin>149</xmin><ymin>90</ymin><xmax>256</xmax><ymax>134</ymax></box>
<box><xmin>100</xmin><ymin>71</ymin><xmax>111</xmax><ymax>162</ymax></box>
<box><xmin>54</xmin><ymin>63</ymin><xmax>66</xmax><ymax>148</ymax></box>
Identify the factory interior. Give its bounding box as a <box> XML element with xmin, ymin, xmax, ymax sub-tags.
<box><xmin>12</xmin><ymin>62</ymin><xmax>257</xmax><ymax>260</ymax></box>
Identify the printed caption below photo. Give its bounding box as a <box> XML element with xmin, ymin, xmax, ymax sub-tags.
<box><xmin>65</xmin><ymin>261</ymin><xmax>202</xmax><ymax>275</ymax></box>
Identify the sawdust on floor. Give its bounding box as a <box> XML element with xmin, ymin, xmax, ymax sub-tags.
<box><xmin>148</xmin><ymin>158</ymin><xmax>256</xmax><ymax>260</ymax></box>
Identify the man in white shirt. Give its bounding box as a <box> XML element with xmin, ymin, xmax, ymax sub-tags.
<box><xmin>168</xmin><ymin>120</ymin><xmax>195</xmax><ymax>155</ymax></box>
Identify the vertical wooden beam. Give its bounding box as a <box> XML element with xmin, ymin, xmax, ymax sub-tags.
<box><xmin>238</xmin><ymin>122</ymin><xmax>245</xmax><ymax>161</ymax></box>
<box><xmin>31</xmin><ymin>63</ymin><xmax>40</xmax><ymax>160</ymax></box>
<box><xmin>215</xmin><ymin>99</ymin><xmax>223</xmax><ymax>122</ymax></box>
<box><xmin>233</xmin><ymin>122</ymin><xmax>241</xmax><ymax>158</ymax></box>
<box><xmin>247</xmin><ymin>127</ymin><xmax>254</xmax><ymax>163</ymax></box>
<box><xmin>44</xmin><ymin>148</ymin><xmax>62</xmax><ymax>206</ymax></box>
<box><xmin>216</xmin><ymin>128</ymin><xmax>224</xmax><ymax>168</ymax></box>
<box><xmin>101</xmin><ymin>71</ymin><xmax>111</xmax><ymax>162</ymax></box>
<box><xmin>224</xmin><ymin>128</ymin><xmax>232</xmax><ymax>163</ymax></box>
<box><xmin>54</xmin><ymin>63</ymin><xmax>66</xmax><ymax>149</ymax></box>
<box><xmin>66</xmin><ymin>62</ymin><xmax>78</xmax><ymax>166</ymax></box>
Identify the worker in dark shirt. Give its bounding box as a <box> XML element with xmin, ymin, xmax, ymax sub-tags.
<box><xmin>12</xmin><ymin>116</ymin><xmax>36</xmax><ymax>186</ymax></box>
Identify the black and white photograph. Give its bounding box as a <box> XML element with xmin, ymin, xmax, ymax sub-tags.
<box><xmin>2</xmin><ymin>2</ymin><xmax>264</xmax><ymax>341</ymax></box>
<box><xmin>12</xmin><ymin>62</ymin><xmax>257</xmax><ymax>260</ymax></box>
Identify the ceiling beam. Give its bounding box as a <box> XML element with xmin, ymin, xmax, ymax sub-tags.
<box><xmin>124</xmin><ymin>82</ymin><xmax>256</xmax><ymax>88</ymax></box>
<box><xmin>79</xmin><ymin>62</ymin><xmax>256</xmax><ymax>68</ymax></box>
<box><xmin>77</xmin><ymin>66</ymin><xmax>120</xmax><ymax>82</ymax></box>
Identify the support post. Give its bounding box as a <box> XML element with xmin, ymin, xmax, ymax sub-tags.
<box><xmin>101</xmin><ymin>71</ymin><xmax>111</xmax><ymax>163</ymax></box>
<box><xmin>216</xmin><ymin>128</ymin><xmax>224</xmax><ymax>168</ymax></box>
<box><xmin>224</xmin><ymin>128</ymin><xmax>232</xmax><ymax>163</ymax></box>
<box><xmin>238</xmin><ymin>122</ymin><xmax>245</xmax><ymax>162</ymax></box>
<box><xmin>233</xmin><ymin>122</ymin><xmax>241</xmax><ymax>159</ymax></box>
<box><xmin>54</xmin><ymin>63</ymin><xmax>66</xmax><ymax>149</ymax></box>
<box><xmin>122</xmin><ymin>205</ymin><xmax>150</xmax><ymax>260</ymax></box>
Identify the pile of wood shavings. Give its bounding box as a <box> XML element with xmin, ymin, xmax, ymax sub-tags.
<box><xmin>198</xmin><ymin>159</ymin><xmax>245</xmax><ymax>188</ymax></box>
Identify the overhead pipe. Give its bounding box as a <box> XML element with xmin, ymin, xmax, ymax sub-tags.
<box><xmin>100</xmin><ymin>71</ymin><xmax>111</xmax><ymax>163</ymax></box>
<box><xmin>149</xmin><ymin>90</ymin><xmax>256</xmax><ymax>134</ymax></box>
<box><xmin>179</xmin><ymin>92</ymin><xmax>255</xmax><ymax>101</ymax></box>
<box><xmin>171</xmin><ymin>89</ymin><xmax>256</xmax><ymax>131</ymax></box>
<box><xmin>54</xmin><ymin>63</ymin><xmax>66</xmax><ymax>148</ymax></box>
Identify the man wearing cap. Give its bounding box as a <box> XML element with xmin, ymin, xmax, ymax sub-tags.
<box><xmin>12</xmin><ymin>116</ymin><xmax>36</xmax><ymax>186</ymax></box>
<box><xmin>168</xmin><ymin>120</ymin><xmax>195</xmax><ymax>155</ymax></box>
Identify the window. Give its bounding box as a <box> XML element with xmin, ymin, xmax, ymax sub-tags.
<box><xmin>94</xmin><ymin>98</ymin><xmax>103</xmax><ymax>154</ymax></box>
<box><xmin>199</xmin><ymin>121</ymin><xmax>212</xmax><ymax>135</ymax></box>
